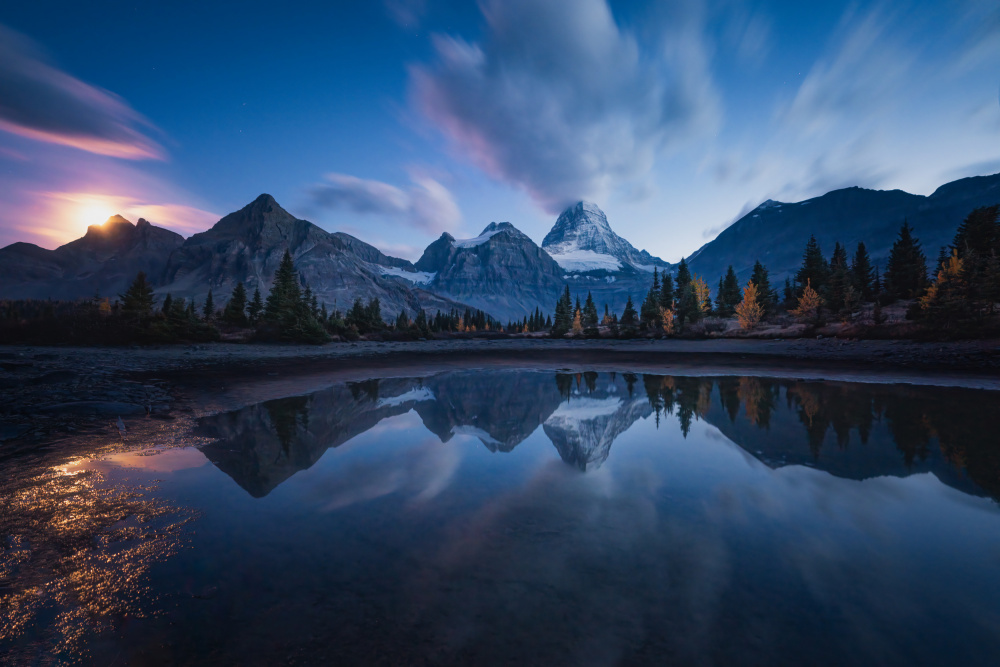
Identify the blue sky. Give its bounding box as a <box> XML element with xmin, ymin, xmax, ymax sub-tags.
<box><xmin>0</xmin><ymin>0</ymin><xmax>997</xmax><ymax>261</ymax></box>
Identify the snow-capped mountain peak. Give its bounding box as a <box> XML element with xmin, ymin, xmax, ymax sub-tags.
<box><xmin>541</xmin><ymin>201</ymin><xmax>668</xmax><ymax>274</ymax></box>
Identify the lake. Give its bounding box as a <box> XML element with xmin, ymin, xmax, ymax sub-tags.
<box><xmin>3</xmin><ymin>370</ymin><xmax>1000</xmax><ymax>665</ymax></box>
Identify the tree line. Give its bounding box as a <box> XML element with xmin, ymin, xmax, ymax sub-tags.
<box><xmin>545</xmin><ymin>205</ymin><xmax>999</xmax><ymax>337</ymax></box>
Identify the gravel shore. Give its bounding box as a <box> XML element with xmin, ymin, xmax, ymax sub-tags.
<box><xmin>3</xmin><ymin>337</ymin><xmax>999</xmax><ymax>451</ymax></box>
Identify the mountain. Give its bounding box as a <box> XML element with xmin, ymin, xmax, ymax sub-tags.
<box><xmin>0</xmin><ymin>215</ymin><xmax>184</xmax><ymax>300</ymax></box>
<box><xmin>415</xmin><ymin>221</ymin><xmax>565</xmax><ymax>322</ymax></box>
<box><xmin>686</xmin><ymin>172</ymin><xmax>1000</xmax><ymax>285</ymax></box>
<box><xmin>157</xmin><ymin>194</ymin><xmax>464</xmax><ymax>318</ymax></box>
<box><xmin>542</xmin><ymin>202</ymin><xmax>669</xmax><ymax>274</ymax></box>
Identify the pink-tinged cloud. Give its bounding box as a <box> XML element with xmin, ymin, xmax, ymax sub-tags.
<box><xmin>0</xmin><ymin>24</ymin><xmax>165</xmax><ymax>160</ymax></box>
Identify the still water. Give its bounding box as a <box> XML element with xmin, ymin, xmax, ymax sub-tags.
<box><xmin>3</xmin><ymin>370</ymin><xmax>1000</xmax><ymax>665</ymax></box>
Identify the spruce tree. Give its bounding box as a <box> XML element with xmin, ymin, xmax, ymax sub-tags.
<box><xmin>750</xmin><ymin>260</ymin><xmax>775</xmax><ymax>316</ymax></box>
<box><xmin>795</xmin><ymin>235</ymin><xmax>830</xmax><ymax>294</ymax></box>
<box><xmin>885</xmin><ymin>221</ymin><xmax>927</xmax><ymax>300</ymax></box>
<box><xmin>202</xmin><ymin>289</ymin><xmax>215</xmax><ymax>320</ymax></box>
<box><xmin>161</xmin><ymin>293</ymin><xmax>173</xmax><ymax>316</ymax></box>
<box><xmin>552</xmin><ymin>285</ymin><xmax>572</xmax><ymax>336</ymax></box>
<box><xmin>675</xmin><ymin>258</ymin><xmax>691</xmax><ymax>294</ymax></box>
<box><xmin>640</xmin><ymin>286</ymin><xmax>661</xmax><ymax>330</ymax></box>
<box><xmin>265</xmin><ymin>250</ymin><xmax>302</xmax><ymax>322</ymax></box>
<box><xmin>850</xmin><ymin>243</ymin><xmax>875</xmax><ymax>301</ymax></box>
<box><xmin>583</xmin><ymin>291</ymin><xmax>599</xmax><ymax>336</ymax></box>
<box><xmin>827</xmin><ymin>242</ymin><xmax>850</xmax><ymax>312</ymax></box>
<box><xmin>248</xmin><ymin>287</ymin><xmax>263</xmax><ymax>324</ymax></box>
<box><xmin>659</xmin><ymin>272</ymin><xmax>674</xmax><ymax>310</ymax></box>
<box><xmin>620</xmin><ymin>295</ymin><xmax>638</xmax><ymax>335</ymax></box>
<box><xmin>716</xmin><ymin>266</ymin><xmax>741</xmax><ymax>317</ymax></box>
<box><xmin>120</xmin><ymin>271</ymin><xmax>156</xmax><ymax>317</ymax></box>
<box><xmin>223</xmin><ymin>282</ymin><xmax>248</xmax><ymax>326</ymax></box>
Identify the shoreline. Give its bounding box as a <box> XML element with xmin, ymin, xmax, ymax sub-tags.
<box><xmin>2</xmin><ymin>338</ymin><xmax>999</xmax><ymax>450</ymax></box>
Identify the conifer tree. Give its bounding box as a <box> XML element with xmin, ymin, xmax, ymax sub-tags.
<box><xmin>161</xmin><ymin>293</ymin><xmax>173</xmax><ymax>316</ymax></box>
<box><xmin>202</xmin><ymin>289</ymin><xmax>215</xmax><ymax>320</ymax></box>
<box><xmin>248</xmin><ymin>287</ymin><xmax>263</xmax><ymax>325</ymax></box>
<box><xmin>620</xmin><ymin>295</ymin><xmax>638</xmax><ymax>335</ymax></box>
<box><xmin>850</xmin><ymin>242</ymin><xmax>875</xmax><ymax>301</ymax></box>
<box><xmin>265</xmin><ymin>250</ymin><xmax>302</xmax><ymax>321</ymax></box>
<box><xmin>640</xmin><ymin>285</ymin><xmax>662</xmax><ymax>329</ymax></box>
<box><xmin>120</xmin><ymin>271</ymin><xmax>156</xmax><ymax>317</ymax></box>
<box><xmin>552</xmin><ymin>285</ymin><xmax>572</xmax><ymax>336</ymax></box>
<box><xmin>583</xmin><ymin>291</ymin><xmax>599</xmax><ymax>336</ymax></box>
<box><xmin>223</xmin><ymin>282</ymin><xmax>248</xmax><ymax>326</ymax></box>
<box><xmin>827</xmin><ymin>242</ymin><xmax>850</xmax><ymax>311</ymax></box>
<box><xmin>885</xmin><ymin>221</ymin><xmax>928</xmax><ymax>299</ymax></box>
<box><xmin>735</xmin><ymin>281</ymin><xmax>764</xmax><ymax>330</ymax></box>
<box><xmin>675</xmin><ymin>257</ymin><xmax>691</xmax><ymax>293</ymax></box>
<box><xmin>750</xmin><ymin>260</ymin><xmax>776</xmax><ymax>316</ymax></box>
<box><xmin>716</xmin><ymin>266</ymin><xmax>741</xmax><ymax>317</ymax></box>
<box><xmin>792</xmin><ymin>279</ymin><xmax>824</xmax><ymax>324</ymax></box>
<box><xmin>795</xmin><ymin>235</ymin><xmax>830</xmax><ymax>294</ymax></box>
<box><xmin>659</xmin><ymin>272</ymin><xmax>674</xmax><ymax>310</ymax></box>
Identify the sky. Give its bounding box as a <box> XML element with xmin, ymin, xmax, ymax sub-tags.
<box><xmin>0</xmin><ymin>0</ymin><xmax>998</xmax><ymax>262</ymax></box>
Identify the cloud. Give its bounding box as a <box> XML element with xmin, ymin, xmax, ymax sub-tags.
<box><xmin>384</xmin><ymin>0</ymin><xmax>426</xmax><ymax>29</ymax></box>
<box><xmin>309</xmin><ymin>172</ymin><xmax>461</xmax><ymax>233</ymax></box>
<box><xmin>409</xmin><ymin>0</ymin><xmax>720</xmax><ymax>213</ymax></box>
<box><xmin>0</xmin><ymin>24</ymin><xmax>164</xmax><ymax>160</ymax></box>
<box><xmin>784</xmin><ymin>8</ymin><xmax>914</xmax><ymax>138</ymax></box>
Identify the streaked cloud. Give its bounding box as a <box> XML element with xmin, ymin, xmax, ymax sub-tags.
<box><xmin>0</xmin><ymin>24</ymin><xmax>164</xmax><ymax>160</ymax></box>
<box><xmin>309</xmin><ymin>172</ymin><xmax>461</xmax><ymax>233</ymax></box>
<box><xmin>410</xmin><ymin>0</ymin><xmax>721</xmax><ymax>213</ymax></box>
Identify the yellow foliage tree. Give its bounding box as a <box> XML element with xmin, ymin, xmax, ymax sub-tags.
<box><xmin>734</xmin><ymin>281</ymin><xmax>764</xmax><ymax>330</ymax></box>
<box><xmin>791</xmin><ymin>279</ymin><xmax>824</xmax><ymax>323</ymax></box>
<box><xmin>571</xmin><ymin>309</ymin><xmax>583</xmax><ymax>335</ymax></box>
<box><xmin>692</xmin><ymin>276</ymin><xmax>711</xmax><ymax>313</ymax></box>
<box><xmin>661</xmin><ymin>308</ymin><xmax>675</xmax><ymax>334</ymax></box>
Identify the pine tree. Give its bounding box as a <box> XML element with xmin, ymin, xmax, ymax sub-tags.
<box><xmin>552</xmin><ymin>285</ymin><xmax>573</xmax><ymax>336</ymax></box>
<box><xmin>583</xmin><ymin>291</ymin><xmax>599</xmax><ymax>336</ymax></box>
<box><xmin>395</xmin><ymin>309</ymin><xmax>410</xmax><ymax>330</ymax></box>
<box><xmin>248</xmin><ymin>287</ymin><xmax>264</xmax><ymax>325</ymax></box>
<box><xmin>795</xmin><ymin>235</ymin><xmax>830</xmax><ymax>294</ymax></box>
<box><xmin>265</xmin><ymin>250</ymin><xmax>302</xmax><ymax>322</ymax></box>
<box><xmin>659</xmin><ymin>272</ymin><xmax>674</xmax><ymax>310</ymax></box>
<box><xmin>885</xmin><ymin>221</ymin><xmax>928</xmax><ymax>300</ymax></box>
<box><xmin>952</xmin><ymin>205</ymin><xmax>1000</xmax><ymax>259</ymax></box>
<box><xmin>675</xmin><ymin>258</ymin><xmax>691</xmax><ymax>294</ymax></box>
<box><xmin>850</xmin><ymin>242</ymin><xmax>875</xmax><ymax>301</ymax></box>
<box><xmin>827</xmin><ymin>242</ymin><xmax>850</xmax><ymax>312</ymax></box>
<box><xmin>161</xmin><ymin>293</ymin><xmax>173</xmax><ymax>316</ymax></box>
<box><xmin>716</xmin><ymin>266</ymin><xmax>741</xmax><ymax>317</ymax></box>
<box><xmin>223</xmin><ymin>282</ymin><xmax>248</xmax><ymax>326</ymax></box>
<box><xmin>749</xmin><ymin>260</ymin><xmax>775</xmax><ymax>316</ymax></box>
<box><xmin>119</xmin><ymin>271</ymin><xmax>156</xmax><ymax>317</ymax></box>
<box><xmin>620</xmin><ymin>295</ymin><xmax>638</xmax><ymax>335</ymax></box>
<box><xmin>202</xmin><ymin>289</ymin><xmax>215</xmax><ymax>320</ymax></box>
<box><xmin>640</xmin><ymin>285</ymin><xmax>662</xmax><ymax>330</ymax></box>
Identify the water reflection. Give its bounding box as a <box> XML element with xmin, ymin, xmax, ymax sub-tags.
<box><xmin>198</xmin><ymin>371</ymin><xmax>1000</xmax><ymax>502</ymax></box>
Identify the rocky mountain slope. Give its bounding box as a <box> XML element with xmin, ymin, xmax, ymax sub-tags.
<box><xmin>687</xmin><ymin>173</ymin><xmax>1000</xmax><ymax>285</ymax></box>
<box><xmin>0</xmin><ymin>215</ymin><xmax>184</xmax><ymax>300</ymax></box>
<box><xmin>415</xmin><ymin>222</ymin><xmax>565</xmax><ymax>322</ymax></box>
<box><xmin>157</xmin><ymin>194</ymin><xmax>451</xmax><ymax>317</ymax></box>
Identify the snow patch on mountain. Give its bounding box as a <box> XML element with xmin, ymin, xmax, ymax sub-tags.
<box><xmin>548</xmin><ymin>397</ymin><xmax>623</xmax><ymax>422</ymax></box>
<box><xmin>453</xmin><ymin>228</ymin><xmax>503</xmax><ymax>248</ymax></box>
<box><xmin>380</xmin><ymin>266</ymin><xmax>436</xmax><ymax>284</ymax></box>
<box><xmin>377</xmin><ymin>387</ymin><xmax>435</xmax><ymax>408</ymax></box>
<box><xmin>548</xmin><ymin>248</ymin><xmax>622</xmax><ymax>272</ymax></box>
<box><xmin>451</xmin><ymin>424</ymin><xmax>502</xmax><ymax>446</ymax></box>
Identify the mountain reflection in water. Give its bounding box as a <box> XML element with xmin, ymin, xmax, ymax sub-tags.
<box><xmin>198</xmin><ymin>371</ymin><xmax>1000</xmax><ymax>502</ymax></box>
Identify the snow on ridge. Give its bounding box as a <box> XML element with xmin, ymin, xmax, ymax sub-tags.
<box><xmin>377</xmin><ymin>386</ymin><xmax>435</xmax><ymax>408</ymax></box>
<box><xmin>453</xmin><ymin>228</ymin><xmax>503</xmax><ymax>248</ymax></box>
<box><xmin>451</xmin><ymin>424</ymin><xmax>501</xmax><ymax>446</ymax></box>
<box><xmin>548</xmin><ymin>396</ymin><xmax>623</xmax><ymax>422</ymax></box>
<box><xmin>381</xmin><ymin>266</ymin><xmax>436</xmax><ymax>284</ymax></box>
<box><xmin>549</xmin><ymin>249</ymin><xmax>622</xmax><ymax>272</ymax></box>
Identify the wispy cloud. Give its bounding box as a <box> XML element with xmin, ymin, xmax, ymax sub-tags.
<box><xmin>308</xmin><ymin>172</ymin><xmax>461</xmax><ymax>233</ymax></box>
<box><xmin>0</xmin><ymin>24</ymin><xmax>164</xmax><ymax>160</ymax></box>
<box><xmin>410</xmin><ymin>0</ymin><xmax>721</xmax><ymax>213</ymax></box>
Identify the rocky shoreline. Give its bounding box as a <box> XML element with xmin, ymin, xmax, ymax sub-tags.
<box><xmin>2</xmin><ymin>337</ymin><xmax>999</xmax><ymax>452</ymax></box>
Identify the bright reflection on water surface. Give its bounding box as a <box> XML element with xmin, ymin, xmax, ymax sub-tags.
<box><xmin>3</xmin><ymin>370</ymin><xmax>1000</xmax><ymax>665</ymax></box>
